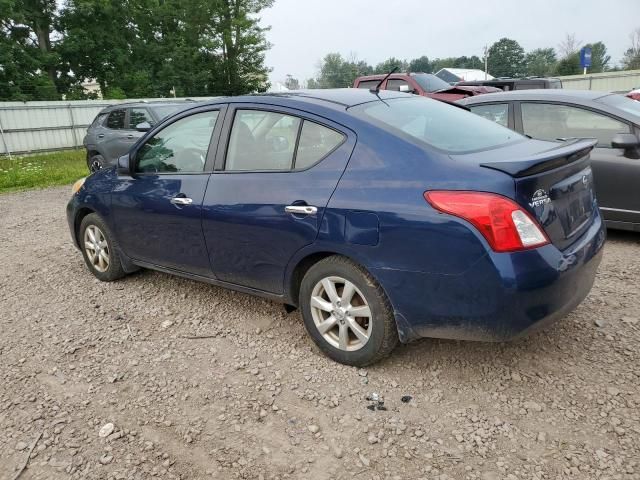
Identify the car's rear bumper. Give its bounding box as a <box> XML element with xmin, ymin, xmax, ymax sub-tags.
<box><xmin>374</xmin><ymin>213</ymin><xmax>606</xmax><ymax>343</ymax></box>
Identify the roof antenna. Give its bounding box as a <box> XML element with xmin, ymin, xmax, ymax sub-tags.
<box><xmin>370</xmin><ymin>66</ymin><xmax>398</xmax><ymax>94</ymax></box>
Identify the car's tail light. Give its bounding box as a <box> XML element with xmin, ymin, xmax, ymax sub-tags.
<box><xmin>424</xmin><ymin>191</ymin><xmax>549</xmax><ymax>252</ymax></box>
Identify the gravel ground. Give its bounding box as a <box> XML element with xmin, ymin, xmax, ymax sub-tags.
<box><xmin>1</xmin><ymin>186</ymin><xmax>639</xmax><ymax>480</ymax></box>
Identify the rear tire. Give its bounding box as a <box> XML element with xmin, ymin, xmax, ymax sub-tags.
<box><xmin>88</xmin><ymin>154</ymin><xmax>105</xmax><ymax>173</ymax></box>
<box><xmin>79</xmin><ymin>213</ymin><xmax>126</xmax><ymax>282</ymax></box>
<box><xmin>299</xmin><ymin>256</ymin><xmax>399</xmax><ymax>366</ymax></box>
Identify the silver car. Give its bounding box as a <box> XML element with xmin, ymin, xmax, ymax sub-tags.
<box><xmin>83</xmin><ymin>101</ymin><xmax>194</xmax><ymax>172</ymax></box>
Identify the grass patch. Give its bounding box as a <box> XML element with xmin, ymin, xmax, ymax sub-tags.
<box><xmin>0</xmin><ymin>149</ymin><xmax>87</xmax><ymax>194</ymax></box>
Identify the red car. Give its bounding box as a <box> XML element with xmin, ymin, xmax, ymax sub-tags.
<box><xmin>627</xmin><ymin>88</ymin><xmax>640</xmax><ymax>101</ymax></box>
<box><xmin>353</xmin><ymin>73</ymin><xmax>500</xmax><ymax>101</ymax></box>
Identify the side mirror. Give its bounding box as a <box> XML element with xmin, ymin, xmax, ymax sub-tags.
<box><xmin>399</xmin><ymin>84</ymin><xmax>415</xmax><ymax>94</ymax></box>
<box><xmin>612</xmin><ymin>133</ymin><xmax>640</xmax><ymax>159</ymax></box>
<box><xmin>136</xmin><ymin>121</ymin><xmax>152</xmax><ymax>132</ymax></box>
<box><xmin>117</xmin><ymin>154</ymin><xmax>132</xmax><ymax>175</ymax></box>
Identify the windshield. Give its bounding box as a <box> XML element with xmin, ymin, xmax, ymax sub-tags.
<box><xmin>351</xmin><ymin>97</ymin><xmax>524</xmax><ymax>153</ymax></box>
<box><xmin>596</xmin><ymin>94</ymin><xmax>640</xmax><ymax>120</ymax></box>
<box><xmin>412</xmin><ymin>74</ymin><xmax>452</xmax><ymax>93</ymax></box>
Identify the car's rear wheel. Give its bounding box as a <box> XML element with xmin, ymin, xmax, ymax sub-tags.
<box><xmin>299</xmin><ymin>256</ymin><xmax>399</xmax><ymax>366</ymax></box>
<box><xmin>88</xmin><ymin>154</ymin><xmax>105</xmax><ymax>173</ymax></box>
<box><xmin>79</xmin><ymin>213</ymin><xmax>126</xmax><ymax>282</ymax></box>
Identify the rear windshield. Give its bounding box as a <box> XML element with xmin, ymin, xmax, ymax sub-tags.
<box><xmin>596</xmin><ymin>94</ymin><xmax>640</xmax><ymax>120</ymax></box>
<box><xmin>351</xmin><ymin>97</ymin><xmax>523</xmax><ymax>153</ymax></box>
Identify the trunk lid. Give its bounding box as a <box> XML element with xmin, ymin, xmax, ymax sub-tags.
<box><xmin>479</xmin><ymin>139</ymin><xmax>598</xmax><ymax>250</ymax></box>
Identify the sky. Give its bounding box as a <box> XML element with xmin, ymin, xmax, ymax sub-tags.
<box><xmin>260</xmin><ymin>0</ymin><xmax>640</xmax><ymax>84</ymax></box>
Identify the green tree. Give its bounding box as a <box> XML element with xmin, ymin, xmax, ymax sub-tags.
<box><xmin>524</xmin><ymin>48</ymin><xmax>557</xmax><ymax>77</ymax></box>
<box><xmin>310</xmin><ymin>53</ymin><xmax>373</xmax><ymax>88</ymax></box>
<box><xmin>374</xmin><ymin>57</ymin><xmax>408</xmax><ymax>74</ymax></box>
<box><xmin>409</xmin><ymin>56</ymin><xmax>431</xmax><ymax>73</ymax></box>
<box><xmin>488</xmin><ymin>38</ymin><xmax>525</xmax><ymax>78</ymax></box>
<box><xmin>554</xmin><ymin>53</ymin><xmax>581</xmax><ymax>76</ymax></box>
<box><xmin>622</xmin><ymin>29</ymin><xmax>640</xmax><ymax>70</ymax></box>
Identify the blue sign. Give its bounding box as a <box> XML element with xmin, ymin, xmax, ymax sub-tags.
<box><xmin>580</xmin><ymin>47</ymin><xmax>592</xmax><ymax>68</ymax></box>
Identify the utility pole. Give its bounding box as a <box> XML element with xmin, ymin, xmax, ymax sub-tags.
<box><xmin>483</xmin><ymin>45</ymin><xmax>489</xmax><ymax>80</ymax></box>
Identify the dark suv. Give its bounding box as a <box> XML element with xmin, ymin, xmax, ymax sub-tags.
<box><xmin>84</xmin><ymin>101</ymin><xmax>195</xmax><ymax>172</ymax></box>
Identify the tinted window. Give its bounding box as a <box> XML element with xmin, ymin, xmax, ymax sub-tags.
<box><xmin>351</xmin><ymin>97</ymin><xmax>523</xmax><ymax>153</ymax></box>
<box><xmin>521</xmin><ymin>103</ymin><xmax>630</xmax><ymax>148</ymax></box>
<box><xmin>135</xmin><ymin>111</ymin><xmax>218</xmax><ymax>173</ymax></box>
<box><xmin>357</xmin><ymin>80</ymin><xmax>380</xmax><ymax>90</ymax></box>
<box><xmin>106</xmin><ymin>109</ymin><xmax>125</xmax><ymax>129</ymax></box>
<box><xmin>295</xmin><ymin>121</ymin><xmax>345</xmax><ymax>169</ymax></box>
<box><xmin>128</xmin><ymin>108</ymin><xmax>153</xmax><ymax>129</ymax></box>
<box><xmin>469</xmin><ymin>104</ymin><xmax>509</xmax><ymax>127</ymax></box>
<box><xmin>226</xmin><ymin>110</ymin><xmax>300</xmax><ymax>171</ymax></box>
<box><xmin>386</xmin><ymin>79</ymin><xmax>412</xmax><ymax>92</ymax></box>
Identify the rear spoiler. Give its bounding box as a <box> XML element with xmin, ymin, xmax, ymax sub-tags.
<box><xmin>480</xmin><ymin>138</ymin><xmax>597</xmax><ymax>178</ymax></box>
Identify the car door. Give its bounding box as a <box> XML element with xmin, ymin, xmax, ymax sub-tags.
<box><xmin>517</xmin><ymin>101</ymin><xmax>640</xmax><ymax>224</ymax></box>
<box><xmin>111</xmin><ymin>106</ymin><xmax>225</xmax><ymax>276</ymax></box>
<box><xmin>202</xmin><ymin>104</ymin><xmax>355</xmax><ymax>293</ymax></box>
<box><xmin>118</xmin><ymin>107</ymin><xmax>152</xmax><ymax>150</ymax></box>
<box><xmin>101</xmin><ymin>109</ymin><xmax>128</xmax><ymax>162</ymax></box>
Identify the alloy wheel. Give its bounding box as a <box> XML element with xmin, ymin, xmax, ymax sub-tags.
<box><xmin>90</xmin><ymin>158</ymin><xmax>103</xmax><ymax>172</ymax></box>
<box><xmin>84</xmin><ymin>225</ymin><xmax>110</xmax><ymax>273</ymax></box>
<box><xmin>310</xmin><ymin>276</ymin><xmax>372</xmax><ymax>351</ymax></box>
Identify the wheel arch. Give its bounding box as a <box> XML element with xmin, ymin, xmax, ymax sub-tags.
<box><xmin>74</xmin><ymin>207</ymin><xmax>96</xmax><ymax>246</ymax></box>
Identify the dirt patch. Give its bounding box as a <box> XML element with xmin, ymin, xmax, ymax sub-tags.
<box><xmin>1</xmin><ymin>186</ymin><xmax>638</xmax><ymax>479</ymax></box>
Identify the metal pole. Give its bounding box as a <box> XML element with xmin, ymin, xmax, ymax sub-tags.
<box><xmin>484</xmin><ymin>45</ymin><xmax>489</xmax><ymax>80</ymax></box>
<box><xmin>0</xmin><ymin>115</ymin><xmax>12</xmax><ymax>160</ymax></box>
<box><xmin>583</xmin><ymin>67</ymin><xmax>587</xmax><ymax>75</ymax></box>
<box><xmin>67</xmin><ymin>103</ymin><xmax>79</xmax><ymax>147</ymax></box>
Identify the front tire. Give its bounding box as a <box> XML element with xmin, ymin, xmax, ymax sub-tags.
<box><xmin>79</xmin><ymin>213</ymin><xmax>126</xmax><ymax>282</ymax></box>
<box><xmin>299</xmin><ymin>256</ymin><xmax>399</xmax><ymax>366</ymax></box>
<box><xmin>88</xmin><ymin>154</ymin><xmax>105</xmax><ymax>173</ymax></box>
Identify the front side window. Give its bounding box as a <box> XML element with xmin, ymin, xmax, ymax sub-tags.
<box><xmin>351</xmin><ymin>96</ymin><xmax>523</xmax><ymax>153</ymax></box>
<box><xmin>470</xmin><ymin>103</ymin><xmax>509</xmax><ymax>127</ymax></box>
<box><xmin>226</xmin><ymin>110</ymin><xmax>300</xmax><ymax>171</ymax></box>
<box><xmin>135</xmin><ymin>111</ymin><xmax>218</xmax><ymax>173</ymax></box>
<box><xmin>106</xmin><ymin>109</ymin><xmax>125</xmax><ymax>129</ymax></box>
<box><xmin>128</xmin><ymin>108</ymin><xmax>153</xmax><ymax>129</ymax></box>
<box><xmin>521</xmin><ymin>103</ymin><xmax>631</xmax><ymax>148</ymax></box>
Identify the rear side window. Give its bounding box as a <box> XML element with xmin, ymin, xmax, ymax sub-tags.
<box><xmin>351</xmin><ymin>97</ymin><xmax>523</xmax><ymax>153</ymax></box>
<box><xmin>128</xmin><ymin>108</ymin><xmax>153</xmax><ymax>129</ymax></box>
<box><xmin>226</xmin><ymin>110</ymin><xmax>300</xmax><ymax>171</ymax></box>
<box><xmin>106</xmin><ymin>109</ymin><xmax>125</xmax><ymax>129</ymax></box>
<box><xmin>296</xmin><ymin>122</ymin><xmax>345</xmax><ymax>169</ymax></box>
<box><xmin>521</xmin><ymin>103</ymin><xmax>630</xmax><ymax>147</ymax></box>
<box><xmin>225</xmin><ymin>110</ymin><xmax>345</xmax><ymax>171</ymax></box>
<box><xmin>469</xmin><ymin>104</ymin><xmax>509</xmax><ymax>127</ymax></box>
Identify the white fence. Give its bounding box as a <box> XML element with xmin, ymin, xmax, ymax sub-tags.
<box><xmin>0</xmin><ymin>97</ymin><xmax>214</xmax><ymax>156</ymax></box>
<box><xmin>558</xmin><ymin>69</ymin><xmax>640</xmax><ymax>92</ymax></box>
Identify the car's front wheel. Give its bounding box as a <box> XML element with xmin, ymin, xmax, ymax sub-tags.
<box><xmin>88</xmin><ymin>154</ymin><xmax>105</xmax><ymax>173</ymax></box>
<box><xmin>299</xmin><ymin>256</ymin><xmax>399</xmax><ymax>366</ymax></box>
<box><xmin>79</xmin><ymin>213</ymin><xmax>126</xmax><ymax>282</ymax></box>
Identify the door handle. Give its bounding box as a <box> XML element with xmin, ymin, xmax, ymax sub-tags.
<box><xmin>285</xmin><ymin>205</ymin><xmax>318</xmax><ymax>215</ymax></box>
<box><xmin>126</xmin><ymin>134</ymin><xmax>134</xmax><ymax>139</ymax></box>
<box><xmin>170</xmin><ymin>197</ymin><xmax>193</xmax><ymax>206</ymax></box>
<box><xmin>97</xmin><ymin>134</ymin><xmax>105</xmax><ymax>139</ymax></box>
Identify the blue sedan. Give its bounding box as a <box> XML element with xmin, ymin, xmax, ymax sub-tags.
<box><xmin>67</xmin><ymin>89</ymin><xmax>606</xmax><ymax>366</ymax></box>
